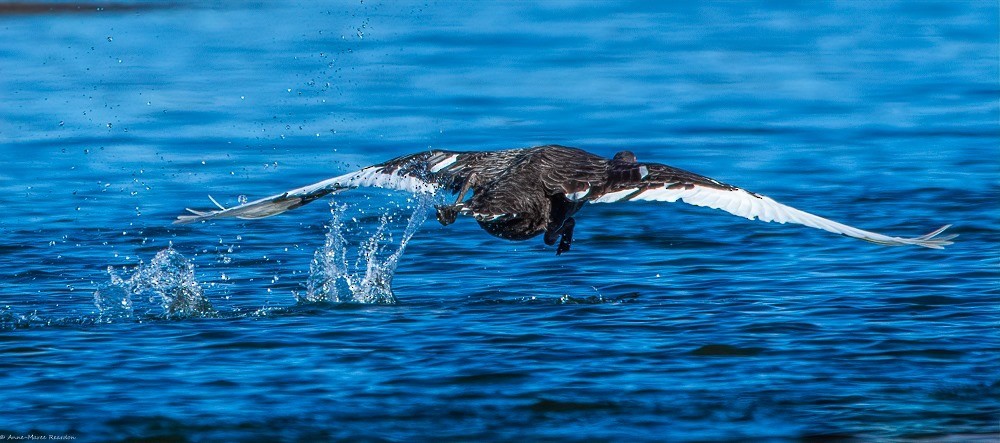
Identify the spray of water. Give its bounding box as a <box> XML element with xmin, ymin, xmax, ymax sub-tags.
<box><xmin>300</xmin><ymin>196</ymin><xmax>431</xmax><ymax>305</ymax></box>
<box><xmin>91</xmin><ymin>196</ymin><xmax>430</xmax><ymax>323</ymax></box>
<box><xmin>94</xmin><ymin>247</ymin><xmax>214</xmax><ymax>320</ymax></box>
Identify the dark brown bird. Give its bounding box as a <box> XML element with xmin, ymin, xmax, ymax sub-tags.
<box><xmin>175</xmin><ymin>145</ymin><xmax>955</xmax><ymax>254</ymax></box>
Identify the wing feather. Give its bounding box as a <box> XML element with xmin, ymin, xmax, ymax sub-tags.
<box><xmin>174</xmin><ymin>150</ymin><xmax>493</xmax><ymax>224</ymax></box>
<box><xmin>589</xmin><ymin>162</ymin><xmax>956</xmax><ymax>249</ymax></box>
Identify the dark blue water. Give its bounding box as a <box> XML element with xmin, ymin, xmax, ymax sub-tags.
<box><xmin>2</xmin><ymin>1</ymin><xmax>998</xmax><ymax>441</ymax></box>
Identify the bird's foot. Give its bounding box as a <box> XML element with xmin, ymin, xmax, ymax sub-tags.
<box><xmin>553</xmin><ymin>217</ymin><xmax>575</xmax><ymax>255</ymax></box>
<box><xmin>435</xmin><ymin>204</ymin><xmax>460</xmax><ymax>226</ymax></box>
<box><xmin>556</xmin><ymin>238</ymin><xmax>571</xmax><ymax>255</ymax></box>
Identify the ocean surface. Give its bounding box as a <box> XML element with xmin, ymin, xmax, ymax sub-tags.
<box><xmin>1</xmin><ymin>1</ymin><xmax>998</xmax><ymax>441</ymax></box>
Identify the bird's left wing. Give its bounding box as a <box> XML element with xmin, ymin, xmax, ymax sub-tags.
<box><xmin>174</xmin><ymin>150</ymin><xmax>484</xmax><ymax>224</ymax></box>
<box><xmin>586</xmin><ymin>161</ymin><xmax>956</xmax><ymax>249</ymax></box>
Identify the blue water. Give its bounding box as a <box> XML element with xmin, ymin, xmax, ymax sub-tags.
<box><xmin>2</xmin><ymin>1</ymin><xmax>998</xmax><ymax>441</ymax></box>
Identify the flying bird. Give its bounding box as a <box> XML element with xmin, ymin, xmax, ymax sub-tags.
<box><xmin>175</xmin><ymin>145</ymin><xmax>955</xmax><ymax>254</ymax></box>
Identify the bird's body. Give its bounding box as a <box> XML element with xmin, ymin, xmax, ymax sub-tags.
<box><xmin>176</xmin><ymin>145</ymin><xmax>955</xmax><ymax>253</ymax></box>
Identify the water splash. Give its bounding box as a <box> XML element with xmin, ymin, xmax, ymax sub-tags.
<box><xmin>94</xmin><ymin>248</ymin><xmax>214</xmax><ymax>320</ymax></box>
<box><xmin>0</xmin><ymin>306</ymin><xmax>46</xmax><ymax>330</ymax></box>
<box><xmin>93</xmin><ymin>272</ymin><xmax>134</xmax><ymax>319</ymax></box>
<box><xmin>300</xmin><ymin>196</ymin><xmax>431</xmax><ymax>304</ymax></box>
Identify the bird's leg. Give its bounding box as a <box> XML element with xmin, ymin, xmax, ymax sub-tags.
<box><xmin>544</xmin><ymin>217</ymin><xmax>576</xmax><ymax>255</ymax></box>
<box><xmin>544</xmin><ymin>227</ymin><xmax>560</xmax><ymax>246</ymax></box>
<box><xmin>556</xmin><ymin>217</ymin><xmax>575</xmax><ymax>255</ymax></box>
<box><xmin>435</xmin><ymin>173</ymin><xmax>477</xmax><ymax>226</ymax></box>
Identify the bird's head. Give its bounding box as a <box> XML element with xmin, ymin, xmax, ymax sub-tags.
<box><xmin>612</xmin><ymin>151</ymin><xmax>637</xmax><ymax>163</ymax></box>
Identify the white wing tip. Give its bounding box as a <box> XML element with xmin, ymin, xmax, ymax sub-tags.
<box><xmin>910</xmin><ymin>224</ymin><xmax>958</xmax><ymax>249</ymax></box>
<box><xmin>174</xmin><ymin>204</ymin><xmax>217</xmax><ymax>224</ymax></box>
<box><xmin>207</xmin><ymin>195</ymin><xmax>227</xmax><ymax>210</ymax></box>
<box><xmin>863</xmin><ymin>224</ymin><xmax>957</xmax><ymax>249</ymax></box>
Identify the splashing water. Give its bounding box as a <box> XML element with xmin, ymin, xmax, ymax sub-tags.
<box><xmin>301</xmin><ymin>196</ymin><xmax>431</xmax><ymax>304</ymax></box>
<box><xmin>94</xmin><ymin>248</ymin><xmax>214</xmax><ymax>320</ymax></box>
<box><xmin>90</xmin><ymin>197</ymin><xmax>431</xmax><ymax>323</ymax></box>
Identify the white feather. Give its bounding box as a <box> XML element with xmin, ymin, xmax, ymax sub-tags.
<box><xmin>591</xmin><ymin>184</ymin><xmax>956</xmax><ymax>248</ymax></box>
<box><xmin>566</xmin><ymin>187</ymin><xmax>591</xmax><ymax>201</ymax></box>
<box><xmin>429</xmin><ymin>154</ymin><xmax>459</xmax><ymax>173</ymax></box>
<box><xmin>590</xmin><ymin>188</ymin><xmax>639</xmax><ymax>203</ymax></box>
<box><xmin>175</xmin><ymin>167</ymin><xmax>438</xmax><ymax>224</ymax></box>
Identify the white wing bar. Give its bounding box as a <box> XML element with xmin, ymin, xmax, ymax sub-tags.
<box><xmin>591</xmin><ymin>184</ymin><xmax>956</xmax><ymax>249</ymax></box>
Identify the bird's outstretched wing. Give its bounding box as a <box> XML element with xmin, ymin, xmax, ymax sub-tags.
<box><xmin>174</xmin><ymin>150</ymin><xmax>512</xmax><ymax>224</ymax></box>
<box><xmin>586</xmin><ymin>161</ymin><xmax>956</xmax><ymax>249</ymax></box>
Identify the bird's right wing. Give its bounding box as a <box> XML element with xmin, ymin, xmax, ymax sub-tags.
<box><xmin>174</xmin><ymin>150</ymin><xmax>500</xmax><ymax>224</ymax></box>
